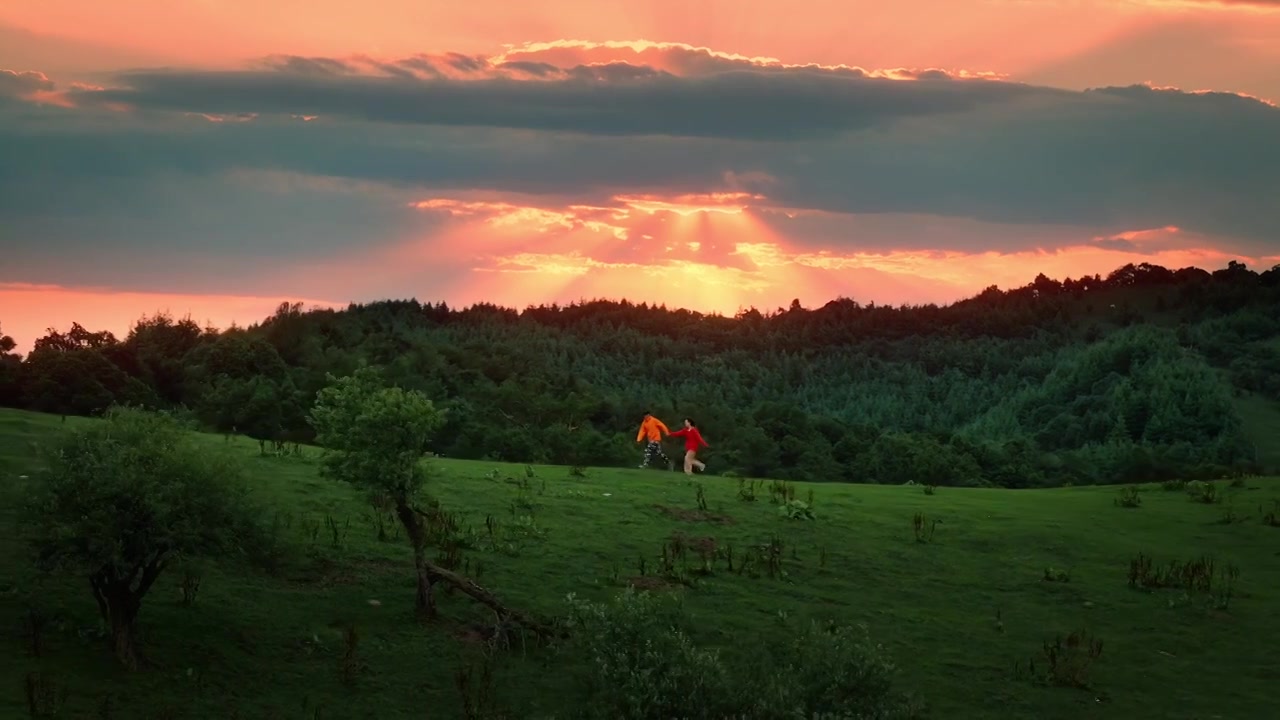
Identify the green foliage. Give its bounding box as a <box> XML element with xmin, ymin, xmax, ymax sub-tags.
<box><xmin>912</xmin><ymin>513</ymin><xmax>938</xmax><ymax>543</ymax></box>
<box><xmin>1262</xmin><ymin>500</ymin><xmax>1280</xmax><ymax>527</ymax></box>
<box><xmin>1</xmin><ymin>409</ymin><xmax>1280</xmax><ymax>717</ymax></box>
<box><xmin>1043</xmin><ymin>567</ymin><xmax>1071</xmax><ymax>583</ymax></box>
<box><xmin>25</xmin><ymin>407</ymin><xmax>256</xmax><ymax>667</ymax></box>
<box><xmin>308</xmin><ymin>368</ymin><xmax>447</xmax><ymax>614</ymax></box>
<box><xmin>307</xmin><ymin>367</ymin><xmax>444</xmax><ymax>502</ymax></box>
<box><xmin>1186</xmin><ymin>480</ymin><xmax>1220</xmax><ymax>504</ymax></box>
<box><xmin>1127</xmin><ymin>552</ymin><xmax>1242</xmax><ymax>610</ymax></box>
<box><xmin>4</xmin><ymin>262</ymin><xmax>1277</xmax><ymax>487</ymax></box>
<box><xmin>740</xmin><ymin>621</ymin><xmax>920</xmax><ymax>719</ymax></box>
<box><xmin>1114</xmin><ymin>485</ymin><xmax>1142</xmax><ymax>508</ymax></box>
<box><xmin>563</xmin><ymin>589</ymin><xmax>730</xmax><ymax>719</ymax></box>
<box><xmin>562</xmin><ymin>589</ymin><xmax>917</xmax><ymax>720</ymax></box>
<box><xmin>0</xmin><ymin>323</ymin><xmax>21</xmax><ymax>408</ymax></box>
<box><xmin>779</xmin><ymin>499</ymin><xmax>815</xmax><ymax>520</ymax></box>
<box><xmin>1036</xmin><ymin>630</ymin><xmax>1104</xmax><ymax>689</ymax></box>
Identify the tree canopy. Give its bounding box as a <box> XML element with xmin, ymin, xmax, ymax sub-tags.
<box><xmin>4</xmin><ymin>261</ymin><xmax>1278</xmax><ymax>487</ymax></box>
<box><xmin>26</xmin><ymin>407</ymin><xmax>257</xmax><ymax>667</ymax></box>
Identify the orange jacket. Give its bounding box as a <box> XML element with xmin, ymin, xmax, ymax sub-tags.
<box><xmin>637</xmin><ymin>416</ymin><xmax>670</xmax><ymax>443</ymax></box>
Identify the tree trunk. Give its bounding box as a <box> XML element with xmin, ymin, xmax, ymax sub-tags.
<box><xmin>395</xmin><ymin>501</ymin><xmax>436</xmax><ymax>617</ymax></box>
<box><xmin>89</xmin><ymin>557</ymin><xmax>166</xmax><ymax>670</ymax></box>
<box><xmin>410</xmin><ymin>505</ymin><xmax>562</xmax><ymax>640</ymax></box>
<box><xmin>89</xmin><ymin>574</ymin><xmax>142</xmax><ymax>669</ymax></box>
<box><xmin>420</xmin><ymin>557</ymin><xmax>561</xmax><ymax>639</ymax></box>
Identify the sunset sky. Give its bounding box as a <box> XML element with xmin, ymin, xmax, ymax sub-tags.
<box><xmin>2</xmin><ymin>0</ymin><xmax>1279</xmax><ymax>353</ymax></box>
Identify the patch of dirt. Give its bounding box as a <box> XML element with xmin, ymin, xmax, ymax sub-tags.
<box><xmin>287</xmin><ymin>555</ymin><xmax>403</xmax><ymax>587</ymax></box>
<box><xmin>653</xmin><ymin>504</ymin><xmax>734</xmax><ymax>524</ymax></box>
<box><xmin>626</xmin><ymin>576</ymin><xmax>682</xmax><ymax>592</ymax></box>
<box><xmin>453</xmin><ymin>626</ymin><xmax>491</xmax><ymax>644</ymax></box>
<box><xmin>669</xmin><ymin>531</ymin><xmax>718</xmax><ymax>555</ymax></box>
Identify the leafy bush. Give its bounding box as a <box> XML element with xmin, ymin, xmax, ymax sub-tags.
<box><xmin>1043</xmin><ymin>567</ymin><xmax>1071</xmax><ymax>583</ymax></box>
<box><xmin>740</xmin><ymin>621</ymin><xmax>920</xmax><ymax>719</ymax></box>
<box><xmin>562</xmin><ymin>589</ymin><xmax>731</xmax><ymax>719</ymax></box>
<box><xmin>25</xmin><ymin>407</ymin><xmax>259</xmax><ymax>668</ymax></box>
<box><xmin>779</xmin><ymin>499</ymin><xmax>815</xmax><ymax>520</ymax></box>
<box><xmin>1262</xmin><ymin>500</ymin><xmax>1280</xmax><ymax>527</ymax></box>
<box><xmin>911</xmin><ymin>513</ymin><xmax>937</xmax><ymax>543</ymax></box>
<box><xmin>562</xmin><ymin>589</ymin><xmax>920</xmax><ymax>719</ymax></box>
<box><xmin>1114</xmin><ymin>485</ymin><xmax>1142</xmax><ymax>508</ymax></box>
<box><xmin>1042</xmin><ymin>630</ymin><xmax>1104</xmax><ymax>688</ymax></box>
<box><xmin>1186</xmin><ymin>481</ymin><xmax>1220</xmax><ymax>504</ymax></box>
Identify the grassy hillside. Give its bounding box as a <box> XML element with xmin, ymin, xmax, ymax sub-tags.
<box><xmin>7</xmin><ymin>266</ymin><xmax>1280</xmax><ymax>488</ymax></box>
<box><xmin>2</xmin><ymin>408</ymin><xmax>1279</xmax><ymax>719</ymax></box>
<box><xmin>1233</xmin><ymin>393</ymin><xmax>1280</xmax><ymax>474</ymax></box>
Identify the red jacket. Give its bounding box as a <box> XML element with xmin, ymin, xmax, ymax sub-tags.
<box><xmin>669</xmin><ymin>427</ymin><xmax>708</xmax><ymax>452</ymax></box>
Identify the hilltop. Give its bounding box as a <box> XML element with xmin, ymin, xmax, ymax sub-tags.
<box><xmin>2</xmin><ymin>261</ymin><xmax>1280</xmax><ymax>487</ymax></box>
<box><xmin>2</xmin><ymin>409</ymin><xmax>1279</xmax><ymax>718</ymax></box>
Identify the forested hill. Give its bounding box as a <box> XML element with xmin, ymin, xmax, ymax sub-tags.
<box><xmin>2</xmin><ymin>261</ymin><xmax>1279</xmax><ymax>487</ymax></box>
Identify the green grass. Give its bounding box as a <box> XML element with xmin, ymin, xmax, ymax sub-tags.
<box><xmin>2</xmin><ymin>408</ymin><xmax>1279</xmax><ymax>719</ymax></box>
<box><xmin>1234</xmin><ymin>393</ymin><xmax>1280</xmax><ymax>473</ymax></box>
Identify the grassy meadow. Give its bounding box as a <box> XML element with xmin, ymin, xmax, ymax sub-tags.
<box><xmin>2</xmin><ymin>408</ymin><xmax>1278</xmax><ymax>719</ymax></box>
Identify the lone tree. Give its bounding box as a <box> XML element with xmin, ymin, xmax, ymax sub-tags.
<box><xmin>26</xmin><ymin>407</ymin><xmax>256</xmax><ymax>668</ymax></box>
<box><xmin>309</xmin><ymin>367</ymin><xmax>446</xmax><ymax>614</ymax></box>
<box><xmin>309</xmin><ymin>368</ymin><xmax>559</xmax><ymax>636</ymax></box>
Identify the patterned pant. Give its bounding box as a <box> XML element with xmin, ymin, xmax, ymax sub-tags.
<box><xmin>642</xmin><ymin>440</ymin><xmax>669</xmax><ymax>468</ymax></box>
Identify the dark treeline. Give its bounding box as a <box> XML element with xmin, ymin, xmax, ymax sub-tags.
<box><xmin>3</xmin><ymin>260</ymin><xmax>1279</xmax><ymax>487</ymax></box>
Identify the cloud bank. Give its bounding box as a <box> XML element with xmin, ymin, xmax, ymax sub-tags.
<box><xmin>1</xmin><ymin>38</ymin><xmax>1278</xmax><ymax>339</ymax></box>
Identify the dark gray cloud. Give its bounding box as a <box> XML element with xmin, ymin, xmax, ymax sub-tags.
<box><xmin>67</xmin><ymin>65</ymin><xmax>1046</xmax><ymax>141</ymax></box>
<box><xmin>2</xmin><ymin>47</ymin><xmax>1279</xmax><ymax>287</ymax></box>
<box><xmin>0</xmin><ymin>68</ymin><xmax>53</xmax><ymax>96</ymax></box>
<box><xmin>1091</xmin><ymin>237</ymin><xmax>1139</xmax><ymax>251</ymax></box>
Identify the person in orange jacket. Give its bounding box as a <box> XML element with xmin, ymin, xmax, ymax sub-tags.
<box><xmin>636</xmin><ymin>411</ymin><xmax>672</xmax><ymax>469</ymax></box>
<box><xmin>668</xmin><ymin>418</ymin><xmax>709</xmax><ymax>475</ymax></box>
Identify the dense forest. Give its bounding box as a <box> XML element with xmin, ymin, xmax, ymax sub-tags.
<box><xmin>2</xmin><ymin>260</ymin><xmax>1279</xmax><ymax>487</ymax></box>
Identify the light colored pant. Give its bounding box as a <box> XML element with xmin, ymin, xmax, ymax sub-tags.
<box><xmin>684</xmin><ymin>450</ymin><xmax>705</xmax><ymax>474</ymax></box>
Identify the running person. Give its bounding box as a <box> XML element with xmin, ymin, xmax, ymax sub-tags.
<box><xmin>636</xmin><ymin>411</ymin><xmax>671</xmax><ymax>469</ymax></box>
<box><xmin>668</xmin><ymin>418</ymin><xmax>709</xmax><ymax>475</ymax></box>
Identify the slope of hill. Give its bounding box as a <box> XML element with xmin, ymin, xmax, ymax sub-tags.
<box><xmin>3</xmin><ymin>261</ymin><xmax>1279</xmax><ymax>488</ymax></box>
<box><xmin>1233</xmin><ymin>393</ymin><xmax>1280</xmax><ymax>474</ymax></box>
<box><xmin>2</xmin><ymin>409</ymin><xmax>1278</xmax><ymax>719</ymax></box>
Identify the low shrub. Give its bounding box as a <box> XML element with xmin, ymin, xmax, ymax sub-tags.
<box><xmin>561</xmin><ymin>589</ymin><xmax>921</xmax><ymax>719</ymax></box>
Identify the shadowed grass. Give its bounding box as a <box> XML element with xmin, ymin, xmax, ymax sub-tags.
<box><xmin>1</xmin><ymin>408</ymin><xmax>1278</xmax><ymax>718</ymax></box>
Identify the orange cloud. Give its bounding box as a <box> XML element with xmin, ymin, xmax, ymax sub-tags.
<box><xmin>230</xmin><ymin>38</ymin><xmax>1010</xmax><ymax>86</ymax></box>
<box><xmin>411</xmin><ymin>198</ymin><xmax>630</xmax><ymax>238</ymax></box>
<box><xmin>0</xmin><ymin>3</ymin><xmax>1045</xmax><ymax>78</ymax></box>
<box><xmin>1122</xmin><ymin>0</ymin><xmax>1280</xmax><ymax>11</ymax></box>
<box><xmin>279</xmin><ymin>190</ymin><xmax>1269</xmax><ymax>319</ymax></box>
<box><xmin>613</xmin><ymin>192</ymin><xmax>763</xmax><ymax>216</ymax></box>
<box><xmin>489</xmin><ymin>39</ymin><xmax>1009</xmax><ymax>80</ymax></box>
<box><xmin>4</xmin><ymin>222</ymin><xmax>1266</xmax><ymax>356</ymax></box>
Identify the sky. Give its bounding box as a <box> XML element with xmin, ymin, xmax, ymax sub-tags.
<box><xmin>2</xmin><ymin>0</ymin><xmax>1279</xmax><ymax>353</ymax></box>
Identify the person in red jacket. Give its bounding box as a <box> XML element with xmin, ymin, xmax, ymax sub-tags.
<box><xmin>668</xmin><ymin>418</ymin><xmax>709</xmax><ymax>475</ymax></box>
